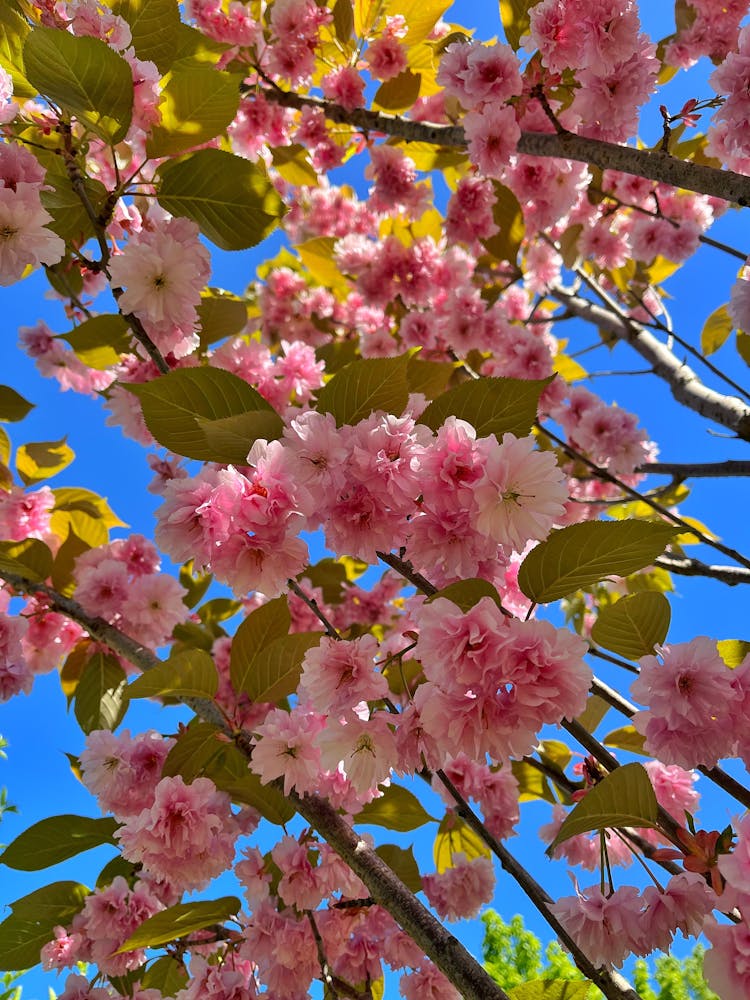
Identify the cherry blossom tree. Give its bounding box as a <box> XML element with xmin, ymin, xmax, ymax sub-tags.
<box><xmin>0</xmin><ymin>2</ymin><xmax>750</xmax><ymax>999</ymax></box>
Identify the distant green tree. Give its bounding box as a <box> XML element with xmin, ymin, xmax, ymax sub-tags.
<box><xmin>482</xmin><ymin>911</ymin><xmax>718</xmax><ymax>1000</ymax></box>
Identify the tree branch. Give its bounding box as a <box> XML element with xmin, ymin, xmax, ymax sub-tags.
<box><xmin>638</xmin><ymin>460</ymin><xmax>750</xmax><ymax>478</ymax></box>
<box><xmin>258</xmin><ymin>86</ymin><xmax>750</xmax><ymax>205</ymax></box>
<box><xmin>655</xmin><ymin>553</ymin><xmax>750</xmax><ymax>586</ymax></box>
<box><xmin>549</xmin><ymin>285</ymin><xmax>750</xmax><ymax>440</ymax></box>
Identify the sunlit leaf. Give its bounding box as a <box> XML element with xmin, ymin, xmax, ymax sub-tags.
<box><xmin>419</xmin><ymin>376</ymin><xmax>552</xmax><ymax>439</ymax></box>
<box><xmin>117</xmin><ymin>897</ymin><xmax>240</xmax><ymax>952</ymax></box>
<box><xmin>499</xmin><ymin>0</ymin><xmax>534</xmax><ymax>50</ymax></box>
<box><xmin>602</xmin><ymin>725</ymin><xmax>647</xmax><ymax>757</ymax></box>
<box><xmin>128</xmin><ymin>649</ymin><xmax>218</xmax><ymax>700</ymax></box>
<box><xmin>110</xmin><ymin>0</ymin><xmax>180</xmax><ymax>73</ymax></box>
<box><xmin>509</xmin><ymin>981</ymin><xmax>593</xmax><ymax>1000</ymax></box>
<box><xmin>61</xmin><ymin>315</ymin><xmax>132</xmax><ymax>369</ymax></box>
<box><xmin>356</xmin><ymin>784</ymin><xmax>436</xmax><ymax>832</ymax></box>
<box><xmin>717</xmin><ymin>639</ymin><xmax>750</xmax><ymax>668</ymax></box>
<box><xmin>147</xmin><ymin>67</ymin><xmax>242</xmax><ymax>157</ymax></box>
<box><xmin>1</xmin><ymin>816</ymin><xmax>118</xmax><ymax>871</ymax></box>
<box><xmin>433</xmin><ymin>814</ymin><xmax>491</xmax><ymax>873</ymax></box>
<box><xmin>15</xmin><ymin>438</ymin><xmax>75</xmax><ymax>486</ymax></box>
<box><xmin>316</xmin><ymin>354</ymin><xmax>411</xmax><ymax>427</ymax></box>
<box><xmin>591</xmin><ymin>592</ymin><xmax>671</xmax><ymax>661</ymax></box>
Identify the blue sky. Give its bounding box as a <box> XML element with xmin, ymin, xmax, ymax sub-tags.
<box><xmin>2</xmin><ymin>3</ymin><xmax>750</xmax><ymax>998</ymax></box>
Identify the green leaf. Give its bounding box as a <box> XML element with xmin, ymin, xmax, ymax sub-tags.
<box><xmin>197</xmin><ymin>410</ymin><xmax>285</xmax><ymax>464</ymax></box>
<box><xmin>271</xmin><ymin>144</ymin><xmax>319</xmax><ymax>187</ymax></box>
<box><xmin>509</xmin><ymin>981</ymin><xmax>593</xmax><ymax>1000</ymax></box>
<box><xmin>574</xmin><ymin>695</ymin><xmax>609</xmax><ymax>734</ymax></box>
<box><xmin>157</xmin><ymin>149</ymin><xmax>285</xmax><ymax>251</ymax></box>
<box><xmin>373</xmin><ymin>69</ymin><xmax>421</xmax><ymax>112</ymax></box>
<box><xmin>356</xmin><ymin>784</ymin><xmax>436</xmax><ymax>831</ymax></box>
<box><xmin>434</xmin><ymin>814</ymin><xmax>491</xmax><ymax>873</ymax></box>
<box><xmin>700</xmin><ymin>303</ymin><xmax>733</xmax><ymax>356</ymax></box>
<box><xmin>240</xmin><ymin>631</ymin><xmax>324</xmax><ymax>704</ymax></box>
<box><xmin>296</xmin><ymin>237</ymin><xmax>348</xmax><ymax>292</ymax></box>
<box><xmin>511</xmin><ymin>760</ymin><xmax>555</xmax><ymax>804</ymax></box>
<box><xmin>375</xmin><ymin>844</ymin><xmax>422</xmax><ymax>893</ymax></box>
<box><xmin>38</xmin><ymin>154</ymin><xmax>109</xmax><ymax>243</ymax></box>
<box><xmin>737</xmin><ymin>330</ymin><xmax>750</xmax><ymax>366</ymax></box>
<box><xmin>96</xmin><ymin>854</ymin><xmax>139</xmax><ymax>889</ymax></box>
<box><xmin>147</xmin><ymin>67</ymin><xmax>242</xmax><ymax>157</ymax></box>
<box><xmin>140</xmin><ymin>956</ymin><xmax>188</xmax><ymax>996</ymax></box>
<box><xmin>481</xmin><ymin>182</ymin><xmax>525</xmax><ymax>264</ymax></box>
<box><xmin>419</xmin><ymin>376</ymin><xmax>552</xmax><ymax>439</ymax></box>
<box><xmin>316</xmin><ymin>354</ymin><xmax>411</xmax><ymax>426</ymax></box>
<box><xmin>230</xmin><ymin>597</ymin><xmax>291</xmax><ymax>696</ymax></box>
<box><xmin>548</xmin><ymin>763</ymin><xmax>659</xmax><ymax>852</ymax></box>
<box><xmin>197</xmin><ymin>288</ymin><xmax>248</xmax><ymax>349</ymax></box>
<box><xmin>602</xmin><ymin>725</ymin><xmax>647</xmax><ymax>757</ymax></box>
<box><xmin>499</xmin><ymin>0</ymin><xmax>534</xmax><ymax>50</ymax></box>
<box><xmin>0</xmin><ymin>385</ymin><xmax>33</xmax><ymax>422</ymax></box>
<box><xmin>406</xmin><ymin>357</ymin><xmax>454</xmax><ymax>400</ymax></box>
<box><xmin>717</xmin><ymin>639</ymin><xmax>750</xmax><ymax>668</ymax></box>
<box><xmin>116</xmin><ymin>896</ymin><xmax>240</xmax><ymax>953</ymax></box>
<box><xmin>23</xmin><ymin>28</ymin><xmax>133</xmax><ymax>142</ymax></box>
<box><xmin>74</xmin><ymin>653</ymin><xmax>129</xmax><ymax>734</ymax></box>
<box><xmin>171</xmin><ymin>21</ymin><xmax>230</xmax><ymax>70</ymax></box>
<box><xmin>332</xmin><ymin>0</ymin><xmax>354</xmax><ymax>41</ymax></box>
<box><xmin>125</xmin><ymin>367</ymin><xmax>283</xmax><ymax>462</ymax></box>
<box><xmin>128</xmin><ymin>649</ymin><xmax>219</xmax><ymax>700</ymax></box>
<box><xmin>162</xmin><ymin>721</ymin><xmax>223</xmax><ymax>782</ymax></box>
<box><xmin>0</xmin><ymin>881</ymin><xmax>89</xmax><ymax>970</ymax></box>
<box><xmin>0</xmin><ymin>4</ymin><xmax>34</xmax><ymax>100</ymax></box>
<box><xmin>206</xmin><ymin>745</ymin><xmax>295</xmax><ymax>824</ymax></box>
<box><xmin>590</xmin><ymin>592</ymin><xmax>671</xmax><ymax>661</ymax></box>
<box><xmin>426</xmin><ymin>578</ymin><xmax>504</xmax><ymax>613</ymax></box>
<box><xmin>0</xmin><ymin>539</ymin><xmax>53</xmax><ymax>582</ymax></box>
<box><xmin>179</xmin><ymin>560</ymin><xmax>213</xmax><ymax>608</ymax></box>
<box><xmin>51</xmin><ymin>486</ymin><xmax>126</xmax><ymax>549</ymax></box>
<box><xmin>110</xmin><ymin>0</ymin><xmax>180</xmax><ymax>73</ymax></box>
<box><xmin>385</xmin><ymin>0</ymin><xmax>451</xmax><ymax>44</ymax></box>
<box><xmin>15</xmin><ymin>438</ymin><xmax>75</xmax><ymax>485</ymax></box>
<box><xmin>1</xmin><ymin>816</ymin><xmax>119</xmax><ymax>871</ymax></box>
<box><xmin>518</xmin><ymin>521</ymin><xmax>679</xmax><ymax>604</ymax></box>
<box><xmin>61</xmin><ymin>315</ymin><xmax>132</xmax><ymax>369</ymax></box>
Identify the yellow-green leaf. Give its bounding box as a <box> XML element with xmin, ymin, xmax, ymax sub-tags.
<box><xmin>386</xmin><ymin>0</ymin><xmax>451</xmax><ymax>44</ymax></box>
<box><xmin>240</xmin><ymin>631</ymin><xmax>324</xmax><ymax>704</ymax></box>
<box><xmin>15</xmin><ymin>438</ymin><xmax>74</xmax><ymax>486</ymax></box>
<box><xmin>333</xmin><ymin>0</ymin><xmax>354</xmax><ymax>42</ymax></box>
<box><xmin>0</xmin><ymin>4</ymin><xmax>34</xmax><ymax>100</ymax></box>
<box><xmin>157</xmin><ymin>149</ymin><xmax>285</xmax><ymax>251</ymax></box>
<box><xmin>23</xmin><ymin>28</ymin><xmax>133</xmax><ymax>142</ymax></box>
<box><xmin>0</xmin><ymin>538</ymin><xmax>53</xmax><ymax>582</ymax></box>
<box><xmin>499</xmin><ymin>0</ymin><xmax>534</xmax><ymax>50</ymax></box>
<box><xmin>375</xmin><ymin>843</ymin><xmax>422</xmax><ymax>892</ymax></box>
<box><xmin>356</xmin><ymin>784</ymin><xmax>436</xmax><ymax>831</ymax></box>
<box><xmin>511</xmin><ymin>760</ymin><xmax>555</xmax><ymax>803</ymax></box>
<box><xmin>574</xmin><ymin>695</ymin><xmax>609</xmax><ymax>733</ymax></box>
<box><xmin>1</xmin><ymin>816</ymin><xmax>118</xmax><ymax>871</ymax></box>
<box><xmin>518</xmin><ymin>521</ymin><xmax>679</xmax><ymax>604</ymax></box>
<box><xmin>51</xmin><ymin>486</ymin><xmax>126</xmax><ymax>549</ymax></box>
<box><xmin>271</xmin><ymin>144</ymin><xmax>319</xmax><ymax>186</ymax></box>
<box><xmin>147</xmin><ymin>67</ymin><xmax>242</xmax><ymax>157</ymax></box>
<box><xmin>419</xmin><ymin>375</ymin><xmax>552</xmax><ymax>439</ymax></box>
<box><xmin>0</xmin><ymin>385</ymin><xmax>33</xmax><ymax>422</ymax></box>
<box><xmin>125</xmin><ymin>366</ymin><xmax>283</xmax><ymax>462</ymax></box>
<box><xmin>229</xmin><ymin>597</ymin><xmax>291</xmax><ymax>696</ymax></box>
<box><xmin>117</xmin><ymin>897</ymin><xmax>240</xmax><ymax>953</ymax></box>
<box><xmin>51</xmin><ymin>527</ymin><xmax>90</xmax><ymax>597</ymax></box>
<box><xmin>590</xmin><ymin>592</ymin><xmax>671</xmax><ymax>661</ymax></box>
<box><xmin>0</xmin><ymin>881</ymin><xmax>89</xmax><ymax>970</ymax></box>
<box><xmin>109</xmin><ymin>0</ymin><xmax>180</xmax><ymax>73</ymax></box>
<box><xmin>162</xmin><ymin>720</ymin><xmax>223</xmax><ymax>782</ymax></box>
<box><xmin>700</xmin><ymin>304</ymin><xmax>733</xmax><ymax>356</ymax></box>
<box><xmin>374</xmin><ymin>69</ymin><xmax>421</xmax><ymax>112</ymax></box>
<box><xmin>297</xmin><ymin>236</ymin><xmax>348</xmax><ymax>292</ymax></box>
<box><xmin>548</xmin><ymin>763</ymin><xmax>659</xmax><ymax>851</ymax></box>
<box><xmin>510</xmin><ymin>981</ymin><xmax>593</xmax><ymax>1000</ymax></box>
<box><xmin>426</xmin><ymin>578</ymin><xmax>504</xmax><ymax>613</ymax></box>
<box><xmin>316</xmin><ymin>354</ymin><xmax>411</xmax><ymax>427</ymax></box>
<box><xmin>129</xmin><ymin>649</ymin><xmax>219</xmax><ymax>700</ymax></box>
<box><xmin>433</xmin><ymin>814</ymin><xmax>491</xmax><ymax>873</ymax></box>
<box><xmin>553</xmin><ymin>352</ymin><xmax>587</xmax><ymax>383</ymax></box>
<box><xmin>481</xmin><ymin>182</ymin><xmax>525</xmax><ymax>265</ymax></box>
<box><xmin>738</xmin><ymin>330</ymin><xmax>750</xmax><ymax>365</ymax></box>
<box><xmin>602</xmin><ymin>725</ymin><xmax>647</xmax><ymax>757</ymax></box>
<box><xmin>74</xmin><ymin>653</ymin><xmax>129</xmax><ymax>734</ymax></box>
<box><xmin>140</xmin><ymin>957</ymin><xmax>188</xmax><ymax>996</ymax></box>
<box><xmin>62</xmin><ymin>315</ymin><xmax>132</xmax><ymax>369</ymax></box>
<box><xmin>197</xmin><ymin>288</ymin><xmax>248</xmax><ymax>348</ymax></box>
<box><xmin>717</xmin><ymin>639</ymin><xmax>750</xmax><ymax>668</ymax></box>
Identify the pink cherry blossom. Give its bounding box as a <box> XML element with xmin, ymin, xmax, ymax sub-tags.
<box><xmin>422</xmin><ymin>854</ymin><xmax>496</xmax><ymax>921</ymax></box>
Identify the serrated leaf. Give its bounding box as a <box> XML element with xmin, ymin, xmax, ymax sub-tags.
<box><xmin>207</xmin><ymin>744</ymin><xmax>295</xmax><ymax>824</ymax></box>
<box><xmin>140</xmin><ymin>956</ymin><xmax>188</xmax><ymax>996</ymax></box>
<box><xmin>482</xmin><ymin>182</ymin><xmax>525</xmax><ymax>264</ymax></box>
<box><xmin>0</xmin><ymin>881</ymin><xmax>89</xmax><ymax>970</ymax></box>
<box><xmin>230</xmin><ymin>597</ymin><xmax>291</xmax><ymax>696</ymax></box>
<box><xmin>552</xmin><ymin>353</ymin><xmax>587</xmax><ymax>383</ymax></box>
<box><xmin>375</xmin><ymin>844</ymin><xmax>422</xmax><ymax>892</ymax></box>
<box><xmin>316</xmin><ymin>354</ymin><xmax>411</xmax><ymax>427</ymax></box>
<box><xmin>356</xmin><ymin>784</ymin><xmax>436</xmax><ymax>831</ymax></box>
<box><xmin>241</xmin><ymin>631</ymin><xmax>324</xmax><ymax>704</ymax></box>
<box><xmin>433</xmin><ymin>814</ymin><xmax>491</xmax><ymax>873</ymax></box>
<box><xmin>518</xmin><ymin>521</ymin><xmax>679</xmax><ymax>604</ymax></box>
<box><xmin>51</xmin><ymin>528</ymin><xmax>90</xmax><ymax>597</ymax></box>
<box><xmin>591</xmin><ymin>592</ymin><xmax>671</xmax><ymax>661</ymax></box>
<box><xmin>61</xmin><ymin>315</ymin><xmax>132</xmax><ymax>369</ymax></box>
<box><xmin>426</xmin><ymin>578</ymin><xmax>503</xmax><ymax>613</ymax></box>
<box><xmin>700</xmin><ymin>304</ymin><xmax>733</xmax><ymax>356</ymax></box>
<box><xmin>511</xmin><ymin>760</ymin><xmax>555</xmax><ymax>803</ymax></box>
<box><xmin>23</xmin><ymin>28</ymin><xmax>133</xmax><ymax>142</ymax></box>
<box><xmin>110</xmin><ymin>0</ymin><xmax>180</xmax><ymax>73</ymax></box>
<box><xmin>406</xmin><ymin>356</ymin><xmax>454</xmax><ymax>400</ymax></box>
<box><xmin>717</xmin><ymin>639</ymin><xmax>750</xmax><ymax>668</ymax></box>
<box><xmin>50</xmin><ymin>486</ymin><xmax>126</xmax><ymax>549</ymax></box>
<box><xmin>0</xmin><ymin>385</ymin><xmax>33</xmax><ymax>422</ymax></box>
<box><xmin>74</xmin><ymin>653</ymin><xmax>129</xmax><ymax>734</ymax></box>
<box><xmin>116</xmin><ymin>897</ymin><xmax>240</xmax><ymax>953</ymax></box>
<box><xmin>548</xmin><ymin>763</ymin><xmax>658</xmax><ymax>851</ymax></box>
<box><xmin>1</xmin><ymin>815</ymin><xmax>118</xmax><ymax>871</ymax></box>
<box><xmin>0</xmin><ymin>4</ymin><xmax>34</xmax><ymax>100</ymax></box>
<box><xmin>162</xmin><ymin>721</ymin><xmax>223</xmax><ymax>782</ymax></box>
<box><xmin>374</xmin><ymin>69</ymin><xmax>421</xmax><ymax>112</ymax></box>
<box><xmin>0</xmin><ymin>538</ymin><xmax>53</xmax><ymax>582</ymax></box>
<box><xmin>157</xmin><ymin>149</ymin><xmax>285</xmax><ymax>251</ymax></box>
<box><xmin>147</xmin><ymin>67</ymin><xmax>241</xmax><ymax>157</ymax></box>
<box><xmin>499</xmin><ymin>0</ymin><xmax>534</xmax><ymax>50</ymax></box>
<box><xmin>197</xmin><ymin>288</ymin><xmax>248</xmax><ymax>349</ymax></box>
<box><xmin>15</xmin><ymin>438</ymin><xmax>74</xmax><ymax>486</ymax></box>
<box><xmin>602</xmin><ymin>725</ymin><xmax>647</xmax><ymax>756</ymax></box>
<box><xmin>419</xmin><ymin>376</ymin><xmax>552</xmax><ymax>439</ymax></box>
<box><xmin>197</xmin><ymin>409</ymin><xmax>285</xmax><ymax>463</ymax></box>
<box><xmin>126</xmin><ymin>367</ymin><xmax>283</xmax><ymax>462</ymax></box>
<box><xmin>129</xmin><ymin>649</ymin><xmax>218</xmax><ymax>700</ymax></box>
<box><xmin>509</xmin><ymin>981</ymin><xmax>593</xmax><ymax>1000</ymax></box>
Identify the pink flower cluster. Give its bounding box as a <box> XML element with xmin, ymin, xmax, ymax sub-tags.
<box><xmin>705</xmin><ymin>813</ymin><xmax>750</xmax><ymax>997</ymax></box>
<box><xmin>631</xmin><ymin>637</ymin><xmax>750</xmax><ymax>769</ymax></box>
<box><xmin>74</xmin><ymin>534</ymin><xmax>189</xmax><ymax>650</ymax></box>
<box><xmin>422</xmin><ymin>854</ymin><xmax>496</xmax><ymax>921</ymax></box>
<box><xmin>79</xmin><ymin>728</ymin><xmax>174</xmax><ymax>821</ymax></box>
<box><xmin>412</xmin><ymin>596</ymin><xmax>591</xmax><ymax>765</ymax></box>
<box><xmin>0</xmin><ymin>144</ymin><xmax>64</xmax><ymax>286</ymax></box>
<box><xmin>667</xmin><ymin>0</ymin><xmax>747</xmax><ymax>69</ymax></box>
<box><xmin>709</xmin><ymin>26</ymin><xmax>750</xmax><ymax>173</ymax></box>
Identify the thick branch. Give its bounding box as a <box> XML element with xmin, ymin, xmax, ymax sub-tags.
<box><xmin>639</xmin><ymin>460</ymin><xmax>750</xmax><ymax>478</ymax></box>
<box><xmin>655</xmin><ymin>553</ymin><xmax>750</xmax><ymax>586</ymax></box>
<box><xmin>549</xmin><ymin>286</ymin><xmax>750</xmax><ymax>440</ymax></box>
<box><xmin>258</xmin><ymin>87</ymin><xmax>750</xmax><ymax>205</ymax></box>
